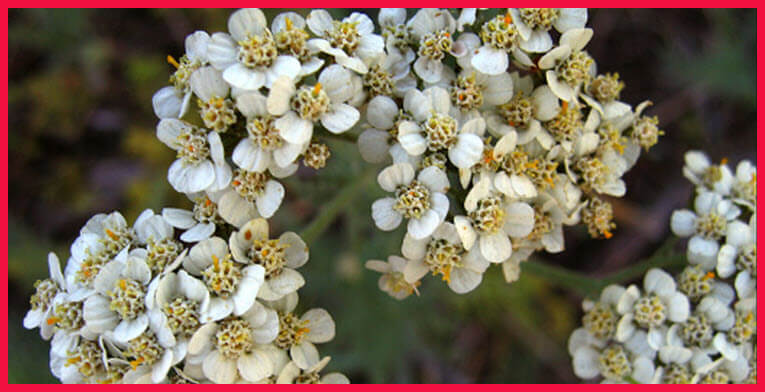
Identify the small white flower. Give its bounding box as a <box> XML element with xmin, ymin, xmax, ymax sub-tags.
<box><xmin>83</xmin><ymin>253</ymin><xmax>153</xmax><ymax>343</ymax></box>
<box><xmin>538</xmin><ymin>28</ymin><xmax>594</xmax><ymax>101</ymax></box>
<box><xmin>152</xmin><ymin>30</ymin><xmax>211</xmax><ymax>119</ymax></box>
<box><xmin>454</xmin><ymin>175</ymin><xmax>535</xmax><ymax>263</ymax></box>
<box><xmin>682</xmin><ymin>150</ymin><xmax>734</xmax><ymax>195</ymax></box>
<box><xmin>614</xmin><ymin>269</ymin><xmax>690</xmax><ymax>346</ymax></box>
<box><xmin>182</xmin><ymin>236</ymin><xmax>265</xmax><ymax>321</ymax></box>
<box><xmin>407</xmin><ymin>8</ymin><xmax>457</xmax><ymax>83</ymax></box>
<box><xmin>401</xmin><ymin>222</ymin><xmax>491</xmax><ymax>293</ymax></box>
<box><xmin>670</xmin><ymin>191</ymin><xmax>741</xmax><ymax>269</ymax></box>
<box><xmin>510</xmin><ymin>8</ymin><xmax>587</xmax><ymax>54</ymax></box>
<box><xmin>397</xmin><ymin>87</ymin><xmax>484</xmax><ymax>168</ymax></box>
<box><xmin>730</xmin><ymin>159</ymin><xmax>756</xmax><ymax>209</ymax></box>
<box><xmin>365</xmin><ymin>256</ymin><xmax>421</xmax><ymax>300</ymax></box>
<box><xmin>207</xmin><ymin>8</ymin><xmax>301</xmax><ymax>90</ymax></box>
<box><xmin>270</xmin><ymin>12</ymin><xmax>325</xmax><ymax>77</ymax></box>
<box><xmin>157</xmin><ymin>119</ymin><xmax>232</xmax><ymax>194</ymax></box>
<box><xmin>187</xmin><ymin>300</ymin><xmax>279</xmax><ymax>383</ymax></box>
<box><xmin>264</xmin><ymin>292</ymin><xmax>335</xmax><ymax>370</ymax></box>
<box><xmin>162</xmin><ymin>192</ymin><xmax>230</xmax><ymax>243</ymax></box>
<box><xmin>267</xmin><ymin>65</ymin><xmax>361</xmax><ymax>144</ymax></box>
<box><xmin>24</xmin><ymin>252</ymin><xmax>67</xmax><ymax>339</ymax></box>
<box><xmin>307</xmin><ymin>10</ymin><xmax>384</xmax><ymax>75</ymax></box>
<box><xmin>471</xmin><ymin>12</ymin><xmax>521</xmax><ymax>75</ymax></box>
<box><xmin>228</xmin><ymin>218</ymin><xmax>309</xmax><ymax>301</ymax></box>
<box><xmin>234</xmin><ymin>90</ymin><xmax>307</xmax><ymax>172</ymax></box>
<box><xmin>716</xmin><ymin>215</ymin><xmax>755</xmax><ymax>279</ymax></box>
<box><xmin>371</xmin><ymin>163</ymin><xmax>450</xmax><ymax>239</ymax></box>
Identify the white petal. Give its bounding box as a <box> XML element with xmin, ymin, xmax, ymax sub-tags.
<box><xmin>255</xmin><ymin>180</ymin><xmax>284</xmax><ymax>218</ymax></box>
<box><xmin>223</xmin><ymin>63</ymin><xmax>265</xmax><ymax>91</ymax></box>
<box><xmin>276</xmin><ymin>111</ymin><xmax>313</xmax><ymax>144</ymax></box>
<box><xmin>407</xmin><ymin>209</ymin><xmax>441</xmax><ymax>240</ymax></box>
<box><xmin>448</xmin><ymin>133</ymin><xmax>483</xmax><ymax>168</ymax></box>
<box><xmin>321</xmin><ymin>103</ymin><xmax>360</xmax><ymax>134</ymax></box>
<box><xmin>479</xmin><ymin>232</ymin><xmax>511</xmax><ymax>263</ymax></box>
<box><xmin>471</xmin><ymin>46</ymin><xmax>508</xmax><ymax>75</ymax></box>
<box><xmin>377</xmin><ymin>163</ymin><xmax>415</xmax><ymax>192</ymax></box>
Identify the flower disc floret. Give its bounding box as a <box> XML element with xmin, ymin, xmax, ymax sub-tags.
<box><xmin>108</xmin><ymin>278</ymin><xmax>145</xmax><ymax>320</ymax></box>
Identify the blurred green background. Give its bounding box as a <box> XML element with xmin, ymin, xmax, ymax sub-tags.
<box><xmin>8</xmin><ymin>9</ymin><xmax>756</xmax><ymax>383</ymax></box>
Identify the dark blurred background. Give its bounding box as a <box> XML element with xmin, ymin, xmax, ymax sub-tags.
<box><xmin>8</xmin><ymin>9</ymin><xmax>756</xmax><ymax>383</ymax></box>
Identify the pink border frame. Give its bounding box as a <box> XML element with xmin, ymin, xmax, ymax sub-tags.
<box><xmin>1</xmin><ymin>2</ymin><xmax>762</xmax><ymax>386</ymax></box>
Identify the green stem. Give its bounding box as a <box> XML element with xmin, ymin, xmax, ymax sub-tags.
<box><xmin>299</xmin><ymin>166</ymin><xmax>376</xmax><ymax>245</ymax></box>
<box><xmin>523</xmin><ymin>238</ymin><xmax>685</xmax><ymax>298</ymax></box>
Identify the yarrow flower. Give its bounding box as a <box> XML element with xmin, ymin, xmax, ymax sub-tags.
<box><xmin>569</xmin><ymin>151</ymin><xmax>756</xmax><ymax>384</ymax></box>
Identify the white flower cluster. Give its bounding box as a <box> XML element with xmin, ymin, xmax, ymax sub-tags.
<box><xmin>362</xmin><ymin>8</ymin><xmax>663</xmax><ymax>296</ymax></box>
<box><xmin>24</xmin><ymin>211</ymin><xmax>347</xmax><ymax>384</ymax></box>
<box><xmin>569</xmin><ymin>153</ymin><xmax>756</xmax><ymax>384</ymax></box>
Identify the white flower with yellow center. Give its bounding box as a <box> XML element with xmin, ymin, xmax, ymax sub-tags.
<box><xmin>538</xmin><ymin>28</ymin><xmax>594</xmax><ymax>102</ymax></box>
<box><xmin>152</xmin><ymin>31</ymin><xmax>211</xmax><ymax>120</ymax></box>
<box><xmin>271</xmin><ymin>12</ymin><xmax>325</xmax><ymax>77</ymax></box>
<box><xmin>162</xmin><ymin>192</ymin><xmax>230</xmax><ymax>243</ymax></box>
<box><xmin>187</xmin><ymin>300</ymin><xmax>279</xmax><ymax>383</ymax></box>
<box><xmin>510</xmin><ymin>8</ymin><xmax>587</xmax><ymax>53</ymax></box>
<box><xmin>717</xmin><ymin>215</ymin><xmax>756</xmax><ymax>283</ymax></box>
<box><xmin>378</xmin><ymin>8</ymin><xmax>416</xmax><ymax>64</ymax></box>
<box><xmin>276</xmin><ymin>356</ymin><xmax>349</xmax><ymax>384</ymax></box>
<box><xmin>189</xmin><ymin>66</ymin><xmax>237</xmax><ymax>134</ymax></box>
<box><xmin>682</xmin><ymin>150</ymin><xmax>734</xmax><ymax>195</ymax></box>
<box><xmin>363</xmin><ymin>50</ymin><xmax>416</xmax><ymax>99</ymax></box>
<box><xmin>454</xmin><ymin>175</ymin><xmax>535</xmax><ymax>263</ymax></box>
<box><xmin>614</xmin><ymin>269</ymin><xmax>690</xmax><ymax>347</ymax></box>
<box><xmin>24</xmin><ymin>252</ymin><xmax>67</xmax><ymax>339</ymax></box>
<box><xmin>229</xmin><ymin>218</ymin><xmax>309</xmax><ymax>301</ymax></box>
<box><xmin>234</xmin><ymin>90</ymin><xmax>305</xmax><ymax>173</ymax></box>
<box><xmin>671</xmin><ymin>191</ymin><xmax>741</xmax><ymax>269</ymax></box>
<box><xmin>82</xmin><ymin>253</ymin><xmax>153</xmax><ymax>343</ymax></box>
<box><xmin>47</xmin><ymin>293</ymin><xmax>95</xmax><ymax>361</ymax></box>
<box><xmin>264</xmin><ymin>292</ymin><xmax>335</xmax><ymax>370</ymax></box>
<box><xmin>267</xmin><ymin>65</ymin><xmax>361</xmax><ymax>145</ymax></box>
<box><xmin>397</xmin><ymin>87</ymin><xmax>484</xmax><ymax>169</ymax></box>
<box><xmin>371</xmin><ymin>162</ymin><xmax>450</xmax><ymax>239</ymax></box>
<box><xmin>151</xmin><ymin>270</ymin><xmax>211</xmax><ymax>349</ymax></box>
<box><xmin>730</xmin><ymin>159</ymin><xmax>756</xmax><ymax>210</ymax></box>
<box><xmin>365</xmin><ymin>256</ymin><xmax>421</xmax><ymax>300</ymax></box>
<box><xmin>471</xmin><ymin>11</ymin><xmax>525</xmax><ymax>75</ymax></box>
<box><xmin>401</xmin><ymin>222</ymin><xmax>491</xmax><ymax>294</ymax></box>
<box><xmin>65</xmin><ymin>212</ymin><xmax>134</xmax><ymax>297</ymax></box>
<box><xmin>182</xmin><ymin>236</ymin><xmax>265</xmax><ymax>321</ymax></box>
<box><xmin>118</xmin><ymin>330</ymin><xmax>188</xmax><ymax>384</ymax></box>
<box><xmin>306</xmin><ymin>10</ymin><xmax>384</xmax><ymax>74</ymax></box>
<box><xmin>449</xmin><ymin>69</ymin><xmax>514</xmax><ymax>113</ymax></box>
<box><xmin>407</xmin><ymin>8</ymin><xmax>457</xmax><ymax>83</ymax></box>
<box><xmin>156</xmin><ymin>119</ymin><xmax>232</xmax><ymax>194</ymax></box>
<box><xmin>206</xmin><ymin>8</ymin><xmax>301</xmax><ymax>90</ymax></box>
<box><xmin>216</xmin><ymin>168</ymin><xmax>285</xmax><ymax>221</ymax></box>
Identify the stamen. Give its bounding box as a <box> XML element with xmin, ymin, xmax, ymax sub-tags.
<box><xmin>166</xmin><ymin>55</ymin><xmax>180</xmax><ymax>69</ymax></box>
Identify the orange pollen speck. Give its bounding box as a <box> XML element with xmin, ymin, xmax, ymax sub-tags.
<box><xmin>188</xmin><ymin>145</ymin><xmax>195</xmax><ymax>152</ymax></box>
<box><xmin>244</xmin><ymin>230</ymin><xmax>252</xmax><ymax>240</ymax></box>
<box><xmin>167</xmin><ymin>55</ymin><xmax>180</xmax><ymax>69</ymax></box>
<box><xmin>130</xmin><ymin>357</ymin><xmax>145</xmax><ymax>370</ymax></box>
<box><xmin>313</xmin><ymin>83</ymin><xmax>322</xmax><ymax>95</ymax></box>
<box><xmin>459</xmin><ymin>93</ymin><xmax>466</xmax><ymax>101</ymax></box>
<box><xmin>444</xmin><ymin>32</ymin><xmax>450</xmax><ymax>38</ymax></box>
<box><xmin>212</xmin><ymin>255</ymin><xmax>220</xmax><ymax>271</ymax></box>
<box><xmin>704</xmin><ymin>271</ymin><xmax>715</xmax><ymax>280</ymax></box>
<box><xmin>118</xmin><ymin>279</ymin><xmax>127</xmax><ymax>290</ymax></box>
<box><xmin>47</xmin><ymin>317</ymin><xmax>61</xmax><ymax>325</ymax></box>
<box><xmin>561</xmin><ymin>101</ymin><xmax>569</xmax><ymax>113</ymax></box>
<box><xmin>105</xmin><ymin>228</ymin><xmax>119</xmax><ymax>241</ymax></box>
<box><xmin>232</xmin><ymin>180</ymin><xmax>241</xmax><ymax>186</ymax></box>
<box><xmin>205</xmin><ymin>198</ymin><xmax>212</xmax><ymax>207</ymax></box>
<box><xmin>603</xmin><ymin>230</ymin><xmax>613</xmax><ymax>239</ymax></box>
<box><xmin>504</xmin><ymin>13</ymin><xmax>513</xmax><ymax>24</ymax></box>
<box><xmin>721</xmin><ymin>157</ymin><xmax>729</xmax><ymax>165</ymax></box>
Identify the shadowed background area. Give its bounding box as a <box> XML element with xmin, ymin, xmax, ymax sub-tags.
<box><xmin>8</xmin><ymin>9</ymin><xmax>755</xmax><ymax>383</ymax></box>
